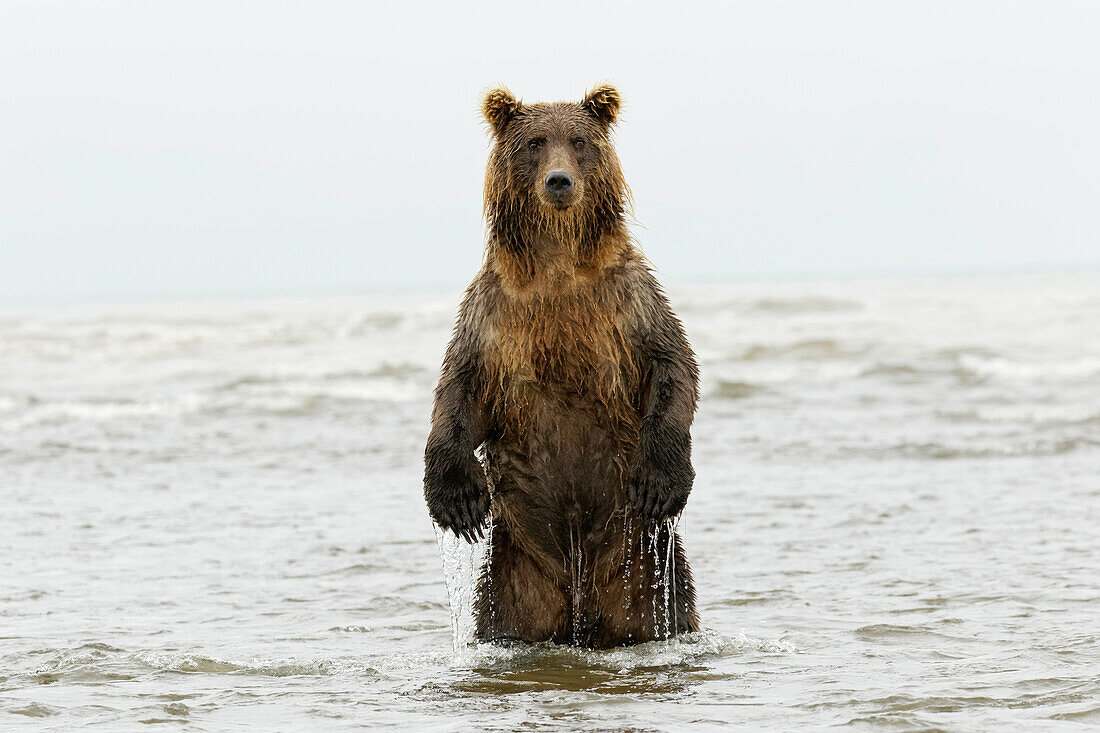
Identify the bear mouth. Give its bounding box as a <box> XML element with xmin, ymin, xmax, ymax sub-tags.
<box><xmin>543</xmin><ymin>192</ymin><xmax>577</xmax><ymax>210</ymax></box>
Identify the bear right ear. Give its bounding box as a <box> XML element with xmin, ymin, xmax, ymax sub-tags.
<box><xmin>582</xmin><ymin>84</ymin><xmax>621</xmax><ymax>129</ymax></box>
<box><xmin>482</xmin><ymin>87</ymin><xmax>521</xmax><ymax>137</ymax></box>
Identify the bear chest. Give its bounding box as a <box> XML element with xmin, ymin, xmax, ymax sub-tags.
<box><xmin>484</xmin><ymin>295</ymin><xmax>639</xmax><ymax>427</ymax></box>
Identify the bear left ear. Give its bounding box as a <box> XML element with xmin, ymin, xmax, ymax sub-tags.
<box><xmin>581</xmin><ymin>84</ymin><xmax>621</xmax><ymax>128</ymax></box>
<box><xmin>482</xmin><ymin>86</ymin><xmax>522</xmax><ymax>137</ymax></box>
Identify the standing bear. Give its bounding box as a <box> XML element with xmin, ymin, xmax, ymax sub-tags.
<box><xmin>424</xmin><ymin>85</ymin><xmax>699</xmax><ymax>648</ymax></box>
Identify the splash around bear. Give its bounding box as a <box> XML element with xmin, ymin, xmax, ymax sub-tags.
<box><xmin>423</xmin><ymin>85</ymin><xmax>699</xmax><ymax>648</ymax></box>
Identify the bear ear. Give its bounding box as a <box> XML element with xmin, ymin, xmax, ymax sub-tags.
<box><xmin>482</xmin><ymin>86</ymin><xmax>522</xmax><ymax>136</ymax></box>
<box><xmin>581</xmin><ymin>84</ymin><xmax>621</xmax><ymax>128</ymax></box>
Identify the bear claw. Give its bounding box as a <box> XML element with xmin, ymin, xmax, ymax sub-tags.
<box><xmin>627</xmin><ymin>465</ymin><xmax>691</xmax><ymax>523</ymax></box>
<box><xmin>425</xmin><ymin>468</ymin><xmax>489</xmax><ymax>543</ymax></box>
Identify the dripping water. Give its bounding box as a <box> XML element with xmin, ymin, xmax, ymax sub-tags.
<box><xmin>622</xmin><ymin>513</ymin><xmax>634</xmax><ymax>638</ymax></box>
<box><xmin>640</xmin><ymin>517</ymin><xmax>680</xmax><ymax>640</ymax></box>
<box><xmin>669</xmin><ymin>516</ymin><xmax>679</xmax><ymax>636</ymax></box>
<box><xmin>433</xmin><ymin>513</ymin><xmax>490</xmax><ymax>652</ymax></box>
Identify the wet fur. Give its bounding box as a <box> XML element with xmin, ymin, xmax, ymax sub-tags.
<box><xmin>424</xmin><ymin>85</ymin><xmax>700</xmax><ymax>648</ymax></box>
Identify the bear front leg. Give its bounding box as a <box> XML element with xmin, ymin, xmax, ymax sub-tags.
<box><xmin>628</xmin><ymin>357</ymin><xmax>696</xmax><ymax>522</ymax></box>
<box><xmin>424</xmin><ymin>324</ymin><xmax>490</xmax><ymax>543</ymax></box>
<box><xmin>628</xmin><ymin>293</ymin><xmax>700</xmax><ymax>523</ymax></box>
<box><xmin>424</xmin><ymin>417</ymin><xmax>488</xmax><ymax>542</ymax></box>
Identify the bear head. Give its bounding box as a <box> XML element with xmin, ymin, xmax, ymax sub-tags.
<box><xmin>480</xmin><ymin>85</ymin><xmax>630</xmax><ymax>272</ymax></box>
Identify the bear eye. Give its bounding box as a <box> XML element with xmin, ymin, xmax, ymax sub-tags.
<box><xmin>572</xmin><ymin>139</ymin><xmax>585</xmax><ymax>151</ymax></box>
<box><xmin>527</xmin><ymin>138</ymin><xmax>545</xmax><ymax>152</ymax></box>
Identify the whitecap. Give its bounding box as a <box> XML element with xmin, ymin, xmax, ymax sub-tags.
<box><xmin>959</xmin><ymin>354</ymin><xmax>1100</xmax><ymax>382</ymax></box>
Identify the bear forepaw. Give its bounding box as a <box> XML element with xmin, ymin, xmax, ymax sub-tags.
<box><xmin>627</xmin><ymin>461</ymin><xmax>693</xmax><ymax>523</ymax></box>
<box><xmin>424</xmin><ymin>459</ymin><xmax>490</xmax><ymax>543</ymax></box>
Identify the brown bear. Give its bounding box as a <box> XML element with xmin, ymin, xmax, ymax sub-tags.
<box><xmin>423</xmin><ymin>84</ymin><xmax>699</xmax><ymax>648</ymax></box>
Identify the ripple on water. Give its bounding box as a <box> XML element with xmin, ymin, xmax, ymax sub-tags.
<box><xmin>1051</xmin><ymin>704</ymin><xmax>1100</xmax><ymax>723</ymax></box>
<box><xmin>404</xmin><ymin>630</ymin><xmax>793</xmax><ymax>698</ymax></box>
<box><xmin>17</xmin><ymin>644</ymin><xmax>385</xmax><ymax>687</ymax></box>
<box><xmin>9</xmin><ymin>702</ymin><xmax>58</xmax><ymax>718</ymax></box>
<box><xmin>711</xmin><ymin>590</ymin><xmax>796</xmax><ymax>607</ymax></box>
<box><xmin>450</xmin><ymin>629</ymin><xmax>792</xmax><ymax>671</ymax></box>
<box><xmin>138</xmin><ymin>652</ymin><xmax>381</xmax><ymax>679</ymax></box>
<box><xmin>710</xmin><ymin>380</ymin><xmax>766</xmax><ymax>400</ymax></box>
<box><xmin>853</xmin><ymin>623</ymin><xmax>980</xmax><ymax>647</ymax></box>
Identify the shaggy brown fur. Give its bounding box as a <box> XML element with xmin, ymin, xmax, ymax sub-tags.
<box><xmin>424</xmin><ymin>84</ymin><xmax>699</xmax><ymax>648</ymax></box>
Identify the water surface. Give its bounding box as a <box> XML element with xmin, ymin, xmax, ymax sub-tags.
<box><xmin>2</xmin><ymin>272</ymin><xmax>1098</xmax><ymax>730</ymax></box>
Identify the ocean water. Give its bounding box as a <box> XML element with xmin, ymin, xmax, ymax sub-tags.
<box><xmin>2</xmin><ymin>271</ymin><xmax>1098</xmax><ymax>731</ymax></box>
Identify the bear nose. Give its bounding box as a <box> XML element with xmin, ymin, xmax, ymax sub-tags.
<box><xmin>544</xmin><ymin>170</ymin><xmax>574</xmax><ymax>195</ymax></box>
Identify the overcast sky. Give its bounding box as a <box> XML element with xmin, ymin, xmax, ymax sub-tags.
<box><xmin>2</xmin><ymin>1</ymin><xmax>1097</xmax><ymax>302</ymax></box>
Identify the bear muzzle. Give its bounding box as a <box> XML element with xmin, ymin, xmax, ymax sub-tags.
<box><xmin>543</xmin><ymin>170</ymin><xmax>575</xmax><ymax>206</ymax></box>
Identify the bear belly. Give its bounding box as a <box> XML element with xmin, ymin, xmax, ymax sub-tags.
<box><xmin>486</xmin><ymin>396</ymin><xmax>633</xmax><ymax>583</ymax></box>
